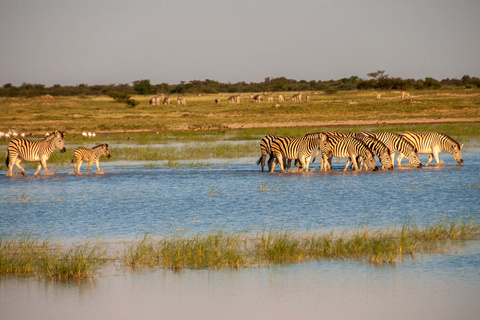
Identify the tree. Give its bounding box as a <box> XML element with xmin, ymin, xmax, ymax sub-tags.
<box><xmin>133</xmin><ymin>79</ymin><xmax>153</xmax><ymax>95</ymax></box>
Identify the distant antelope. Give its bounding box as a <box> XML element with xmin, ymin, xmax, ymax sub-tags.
<box><xmin>305</xmin><ymin>95</ymin><xmax>310</xmax><ymax>102</ymax></box>
<box><xmin>227</xmin><ymin>94</ymin><xmax>241</xmax><ymax>103</ymax></box>
<box><xmin>278</xmin><ymin>95</ymin><xmax>285</xmax><ymax>102</ymax></box>
<box><xmin>163</xmin><ymin>97</ymin><xmax>171</xmax><ymax>105</ymax></box>
<box><xmin>177</xmin><ymin>95</ymin><xmax>186</xmax><ymax>105</ymax></box>
<box><xmin>215</xmin><ymin>98</ymin><xmax>220</xmax><ymax>104</ymax></box>
<box><xmin>292</xmin><ymin>92</ymin><xmax>302</xmax><ymax>102</ymax></box>
<box><xmin>376</xmin><ymin>94</ymin><xmax>382</xmax><ymax>99</ymax></box>
<box><xmin>252</xmin><ymin>94</ymin><xmax>263</xmax><ymax>103</ymax></box>
<box><xmin>149</xmin><ymin>93</ymin><xmax>164</xmax><ymax>105</ymax></box>
<box><xmin>401</xmin><ymin>91</ymin><xmax>410</xmax><ymax>99</ymax></box>
<box><xmin>266</xmin><ymin>95</ymin><xmax>274</xmax><ymax>103</ymax></box>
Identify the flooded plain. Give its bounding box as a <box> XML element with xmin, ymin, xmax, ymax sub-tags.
<box><xmin>1</xmin><ymin>150</ymin><xmax>480</xmax><ymax>320</ymax></box>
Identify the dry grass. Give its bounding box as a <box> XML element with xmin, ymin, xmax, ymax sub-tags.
<box><xmin>1</xmin><ymin>89</ymin><xmax>479</xmax><ymax>135</ymax></box>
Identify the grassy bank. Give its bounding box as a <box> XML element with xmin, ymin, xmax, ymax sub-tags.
<box><xmin>2</xmin><ymin>219</ymin><xmax>478</xmax><ymax>280</ymax></box>
<box><xmin>1</xmin><ymin>89</ymin><xmax>479</xmax><ymax>134</ymax></box>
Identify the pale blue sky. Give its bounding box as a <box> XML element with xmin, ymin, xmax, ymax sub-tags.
<box><xmin>1</xmin><ymin>0</ymin><xmax>479</xmax><ymax>86</ymax></box>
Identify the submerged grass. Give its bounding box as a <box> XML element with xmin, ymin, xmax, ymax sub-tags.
<box><xmin>2</xmin><ymin>218</ymin><xmax>479</xmax><ymax>280</ymax></box>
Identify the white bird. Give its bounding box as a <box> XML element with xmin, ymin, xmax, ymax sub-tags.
<box><xmin>82</xmin><ymin>131</ymin><xmax>88</xmax><ymax>137</ymax></box>
<box><xmin>45</xmin><ymin>132</ymin><xmax>50</xmax><ymax>137</ymax></box>
<box><xmin>92</xmin><ymin>133</ymin><xmax>96</xmax><ymax>137</ymax></box>
<box><xmin>20</xmin><ymin>133</ymin><xmax>25</xmax><ymax>137</ymax></box>
<box><xmin>0</xmin><ymin>132</ymin><xmax>4</xmax><ymax>138</ymax></box>
<box><xmin>88</xmin><ymin>132</ymin><xmax>92</xmax><ymax>137</ymax></box>
<box><xmin>5</xmin><ymin>133</ymin><xmax>11</xmax><ymax>139</ymax></box>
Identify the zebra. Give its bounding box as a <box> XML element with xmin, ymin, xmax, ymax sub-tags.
<box><xmin>252</xmin><ymin>94</ymin><xmax>263</xmax><ymax>103</ymax></box>
<box><xmin>270</xmin><ymin>133</ymin><xmax>327</xmax><ymax>173</ymax></box>
<box><xmin>361</xmin><ymin>131</ymin><xmax>422</xmax><ymax>168</ymax></box>
<box><xmin>354</xmin><ymin>133</ymin><xmax>393</xmax><ymax>170</ymax></box>
<box><xmin>163</xmin><ymin>97</ymin><xmax>171</xmax><ymax>105</ymax></box>
<box><xmin>5</xmin><ymin>131</ymin><xmax>66</xmax><ymax>176</ymax></box>
<box><xmin>256</xmin><ymin>135</ymin><xmax>297</xmax><ymax>172</ymax></box>
<box><xmin>322</xmin><ymin>135</ymin><xmax>378</xmax><ymax>171</ymax></box>
<box><xmin>397</xmin><ymin>132</ymin><xmax>463</xmax><ymax>166</ymax></box>
<box><xmin>72</xmin><ymin>143</ymin><xmax>111</xmax><ymax>174</ymax></box>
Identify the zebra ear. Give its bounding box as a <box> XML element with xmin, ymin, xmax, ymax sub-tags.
<box><xmin>460</xmin><ymin>144</ymin><xmax>463</xmax><ymax>150</ymax></box>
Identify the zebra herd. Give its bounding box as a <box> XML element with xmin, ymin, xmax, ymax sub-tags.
<box><xmin>257</xmin><ymin>131</ymin><xmax>463</xmax><ymax>173</ymax></box>
<box><xmin>3</xmin><ymin>129</ymin><xmax>464</xmax><ymax>177</ymax></box>
<box><xmin>4</xmin><ymin>131</ymin><xmax>111</xmax><ymax>176</ymax></box>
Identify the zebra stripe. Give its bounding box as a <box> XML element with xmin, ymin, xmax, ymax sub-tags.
<box><xmin>5</xmin><ymin>131</ymin><xmax>66</xmax><ymax>176</ymax></box>
<box><xmin>72</xmin><ymin>143</ymin><xmax>111</xmax><ymax>174</ymax></box>
<box><xmin>354</xmin><ymin>133</ymin><xmax>393</xmax><ymax>170</ymax></box>
<box><xmin>361</xmin><ymin>131</ymin><xmax>422</xmax><ymax>168</ymax></box>
<box><xmin>323</xmin><ymin>135</ymin><xmax>378</xmax><ymax>171</ymax></box>
<box><xmin>270</xmin><ymin>133</ymin><xmax>326</xmax><ymax>173</ymax></box>
<box><xmin>398</xmin><ymin>132</ymin><xmax>463</xmax><ymax>166</ymax></box>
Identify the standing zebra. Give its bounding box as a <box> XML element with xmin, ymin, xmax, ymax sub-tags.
<box><xmin>361</xmin><ymin>132</ymin><xmax>422</xmax><ymax>168</ymax></box>
<box><xmin>72</xmin><ymin>143</ymin><xmax>111</xmax><ymax>174</ymax></box>
<box><xmin>5</xmin><ymin>131</ymin><xmax>66</xmax><ymax>176</ymax></box>
<box><xmin>270</xmin><ymin>133</ymin><xmax>327</xmax><ymax>173</ymax></box>
<box><xmin>323</xmin><ymin>135</ymin><xmax>378</xmax><ymax>171</ymax></box>
<box><xmin>397</xmin><ymin>132</ymin><xmax>463</xmax><ymax>166</ymax></box>
<box><xmin>354</xmin><ymin>133</ymin><xmax>393</xmax><ymax>170</ymax></box>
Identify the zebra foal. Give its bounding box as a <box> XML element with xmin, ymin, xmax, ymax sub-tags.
<box><xmin>397</xmin><ymin>132</ymin><xmax>463</xmax><ymax>166</ymax></box>
<box><xmin>5</xmin><ymin>131</ymin><xmax>66</xmax><ymax>176</ymax></box>
<box><xmin>72</xmin><ymin>143</ymin><xmax>111</xmax><ymax>174</ymax></box>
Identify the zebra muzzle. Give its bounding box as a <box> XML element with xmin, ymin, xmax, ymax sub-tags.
<box><xmin>60</xmin><ymin>148</ymin><xmax>66</xmax><ymax>153</ymax></box>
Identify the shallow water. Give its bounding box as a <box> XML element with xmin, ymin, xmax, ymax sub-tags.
<box><xmin>1</xmin><ymin>151</ymin><xmax>479</xmax><ymax>320</ymax></box>
<box><xmin>0</xmin><ymin>152</ymin><xmax>479</xmax><ymax>241</ymax></box>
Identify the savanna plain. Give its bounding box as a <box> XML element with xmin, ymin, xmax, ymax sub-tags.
<box><xmin>1</xmin><ymin>89</ymin><xmax>480</xmax><ymax>320</ymax></box>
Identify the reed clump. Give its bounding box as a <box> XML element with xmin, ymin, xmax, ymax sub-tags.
<box><xmin>0</xmin><ymin>234</ymin><xmax>107</xmax><ymax>280</ymax></box>
<box><xmin>121</xmin><ymin>218</ymin><xmax>480</xmax><ymax>269</ymax></box>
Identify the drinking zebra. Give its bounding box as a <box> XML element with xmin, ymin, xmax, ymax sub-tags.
<box><xmin>5</xmin><ymin>131</ymin><xmax>66</xmax><ymax>176</ymax></box>
<box><xmin>354</xmin><ymin>133</ymin><xmax>393</xmax><ymax>170</ymax></box>
<box><xmin>397</xmin><ymin>132</ymin><xmax>463</xmax><ymax>166</ymax></box>
<box><xmin>256</xmin><ymin>135</ymin><xmax>297</xmax><ymax>172</ymax></box>
<box><xmin>322</xmin><ymin>135</ymin><xmax>378</xmax><ymax>171</ymax></box>
<box><xmin>72</xmin><ymin>143</ymin><xmax>111</xmax><ymax>174</ymax></box>
<box><xmin>270</xmin><ymin>133</ymin><xmax>327</xmax><ymax>173</ymax></box>
<box><xmin>361</xmin><ymin>131</ymin><xmax>422</xmax><ymax>168</ymax></box>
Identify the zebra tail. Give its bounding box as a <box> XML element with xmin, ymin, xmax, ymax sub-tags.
<box><xmin>5</xmin><ymin>150</ymin><xmax>9</xmax><ymax>167</ymax></box>
<box><xmin>256</xmin><ymin>156</ymin><xmax>263</xmax><ymax>166</ymax></box>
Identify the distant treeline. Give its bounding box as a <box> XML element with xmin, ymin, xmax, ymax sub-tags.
<box><xmin>1</xmin><ymin>72</ymin><xmax>479</xmax><ymax>97</ymax></box>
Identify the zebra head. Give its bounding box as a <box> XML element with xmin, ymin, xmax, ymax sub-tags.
<box><xmin>406</xmin><ymin>150</ymin><xmax>422</xmax><ymax>168</ymax></box>
<box><xmin>53</xmin><ymin>131</ymin><xmax>66</xmax><ymax>153</ymax></box>
<box><xmin>103</xmin><ymin>143</ymin><xmax>111</xmax><ymax>159</ymax></box>
<box><xmin>451</xmin><ymin>143</ymin><xmax>463</xmax><ymax>165</ymax></box>
<box><xmin>379</xmin><ymin>150</ymin><xmax>393</xmax><ymax>170</ymax></box>
<box><xmin>364</xmin><ymin>153</ymin><xmax>378</xmax><ymax>171</ymax></box>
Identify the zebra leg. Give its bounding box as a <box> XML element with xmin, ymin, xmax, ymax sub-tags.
<box><xmin>34</xmin><ymin>162</ymin><xmax>43</xmax><ymax>175</ymax></box>
<box><xmin>86</xmin><ymin>162</ymin><xmax>93</xmax><ymax>174</ymax></box>
<box><xmin>95</xmin><ymin>161</ymin><xmax>104</xmax><ymax>174</ymax></box>
<box><xmin>425</xmin><ymin>154</ymin><xmax>434</xmax><ymax>166</ymax></box>
<box><xmin>433</xmin><ymin>151</ymin><xmax>443</xmax><ymax>166</ymax></box>
<box><xmin>11</xmin><ymin>159</ymin><xmax>26</xmax><ymax>176</ymax></box>
<box><xmin>397</xmin><ymin>153</ymin><xmax>404</xmax><ymax>167</ymax></box>
<box><xmin>77</xmin><ymin>161</ymin><xmax>83</xmax><ymax>174</ymax></box>
<box><xmin>344</xmin><ymin>158</ymin><xmax>351</xmax><ymax>171</ymax></box>
<box><xmin>276</xmin><ymin>154</ymin><xmax>286</xmax><ymax>173</ymax></box>
<box><xmin>348</xmin><ymin>155</ymin><xmax>360</xmax><ymax>171</ymax></box>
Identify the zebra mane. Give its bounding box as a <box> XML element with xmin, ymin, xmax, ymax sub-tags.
<box><xmin>438</xmin><ymin>132</ymin><xmax>461</xmax><ymax>148</ymax></box>
<box><xmin>92</xmin><ymin>144</ymin><xmax>107</xmax><ymax>149</ymax></box>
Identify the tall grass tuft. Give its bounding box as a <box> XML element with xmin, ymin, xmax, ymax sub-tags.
<box><xmin>0</xmin><ymin>234</ymin><xmax>107</xmax><ymax>280</ymax></box>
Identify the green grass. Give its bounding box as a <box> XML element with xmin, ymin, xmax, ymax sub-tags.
<box><xmin>2</xmin><ymin>218</ymin><xmax>479</xmax><ymax>280</ymax></box>
<box><xmin>0</xmin><ymin>234</ymin><xmax>106</xmax><ymax>280</ymax></box>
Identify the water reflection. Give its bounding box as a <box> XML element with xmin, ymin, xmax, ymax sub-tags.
<box><xmin>2</xmin><ymin>241</ymin><xmax>480</xmax><ymax>320</ymax></box>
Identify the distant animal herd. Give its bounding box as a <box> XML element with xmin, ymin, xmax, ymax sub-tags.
<box><xmin>2</xmin><ymin>126</ymin><xmax>463</xmax><ymax>177</ymax></box>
